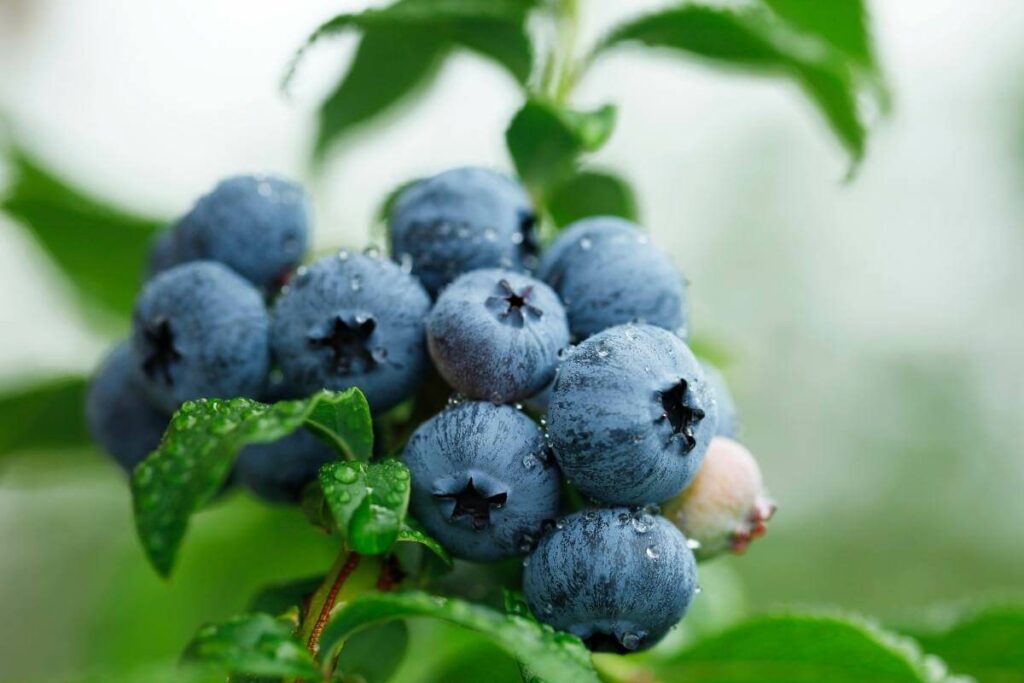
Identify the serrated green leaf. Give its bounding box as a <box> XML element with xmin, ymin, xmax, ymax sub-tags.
<box><xmin>132</xmin><ymin>389</ymin><xmax>372</xmax><ymax>577</ymax></box>
<box><xmin>181</xmin><ymin>613</ymin><xmax>319</xmax><ymax>680</ymax></box>
<box><xmin>320</xmin><ymin>591</ymin><xmax>600</xmax><ymax>683</ymax></box>
<box><xmin>318</xmin><ymin>458</ymin><xmax>410</xmax><ymax>555</ymax></box>
<box><xmin>397</xmin><ymin>518</ymin><xmax>452</xmax><ymax>565</ymax></box>
<box><xmin>0</xmin><ymin>376</ymin><xmax>90</xmax><ymax>458</ymax></box>
<box><xmin>334</xmin><ymin>621</ymin><xmax>409</xmax><ymax>683</ymax></box>
<box><xmin>546</xmin><ymin>169</ymin><xmax>638</xmax><ymax>228</ymax></box>
<box><xmin>762</xmin><ymin>0</ymin><xmax>876</xmax><ymax>70</ymax></box>
<box><xmin>506</xmin><ymin>100</ymin><xmax>618</xmax><ymax>198</ymax></box>
<box><xmin>598</xmin><ymin>4</ymin><xmax>869</xmax><ymax>163</ymax></box>
<box><xmin>657</xmin><ymin>613</ymin><xmax>952</xmax><ymax>682</ymax></box>
<box><xmin>898</xmin><ymin>602</ymin><xmax>1024</xmax><ymax>683</ymax></box>
<box><xmin>247</xmin><ymin>575</ymin><xmax>325</xmax><ymax>616</ymax></box>
<box><xmin>1</xmin><ymin>146</ymin><xmax>165</xmax><ymax>319</ymax></box>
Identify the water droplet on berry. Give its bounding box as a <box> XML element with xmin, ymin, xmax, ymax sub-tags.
<box><xmin>338</xmin><ymin>249</ymin><xmax>350</xmax><ymax>262</ymax></box>
<box><xmin>399</xmin><ymin>253</ymin><xmax>414</xmax><ymax>274</ymax></box>
<box><xmin>543</xmin><ymin>603</ymin><xmax>554</xmax><ymax>615</ymax></box>
<box><xmin>350</xmin><ymin>275</ymin><xmax>363</xmax><ymax>292</ymax></box>
<box><xmin>694</xmin><ymin>585</ymin><xmax>703</xmax><ymax>595</ymax></box>
<box><xmin>483</xmin><ymin>227</ymin><xmax>498</xmax><ymax>241</ymax></box>
<box><xmin>363</xmin><ymin>245</ymin><xmax>381</xmax><ymax>259</ymax></box>
<box><xmin>579</xmin><ymin>237</ymin><xmax>592</xmax><ymax>251</ymax></box>
<box><xmin>646</xmin><ymin>545</ymin><xmax>660</xmax><ymax>560</ymax></box>
<box><xmin>620</xmin><ymin>632</ymin><xmax>642</xmax><ymax>650</ymax></box>
<box><xmin>511</xmin><ymin>231</ymin><xmax>524</xmax><ymax>245</ymax></box>
<box><xmin>631</xmin><ymin>515</ymin><xmax>652</xmax><ymax>534</ymax></box>
<box><xmin>257</xmin><ymin>181</ymin><xmax>273</xmax><ymax>197</ymax></box>
<box><xmin>522</xmin><ymin>454</ymin><xmax>538</xmax><ymax>469</ymax></box>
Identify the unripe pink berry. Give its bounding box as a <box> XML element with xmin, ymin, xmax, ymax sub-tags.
<box><xmin>663</xmin><ymin>436</ymin><xmax>776</xmax><ymax>560</ymax></box>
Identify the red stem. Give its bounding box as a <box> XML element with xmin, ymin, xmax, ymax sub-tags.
<box><xmin>307</xmin><ymin>552</ymin><xmax>361</xmax><ymax>655</ymax></box>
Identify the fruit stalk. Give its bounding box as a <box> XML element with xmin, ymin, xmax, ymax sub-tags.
<box><xmin>299</xmin><ymin>549</ymin><xmax>362</xmax><ymax>657</ymax></box>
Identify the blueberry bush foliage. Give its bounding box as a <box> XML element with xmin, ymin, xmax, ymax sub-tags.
<box><xmin>2</xmin><ymin>2</ymin><xmax>1022</xmax><ymax>683</ymax></box>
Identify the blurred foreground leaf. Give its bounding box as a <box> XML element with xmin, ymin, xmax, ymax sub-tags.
<box><xmin>656</xmin><ymin>613</ymin><xmax>956</xmax><ymax>682</ymax></box>
<box><xmin>898</xmin><ymin>602</ymin><xmax>1024</xmax><ymax>683</ymax></box>
<box><xmin>181</xmin><ymin>613</ymin><xmax>319</xmax><ymax>680</ymax></box>
<box><xmin>335</xmin><ymin>621</ymin><xmax>409</xmax><ymax>683</ymax></box>
<box><xmin>290</xmin><ymin>0</ymin><xmax>536</xmax><ymax>161</ymax></box>
<box><xmin>321</xmin><ymin>591</ymin><xmax>600</xmax><ymax>683</ymax></box>
<box><xmin>546</xmin><ymin>169</ymin><xmax>638</xmax><ymax>228</ymax></box>
<box><xmin>1</xmin><ymin>145</ymin><xmax>164</xmax><ymax>319</ymax></box>
<box><xmin>598</xmin><ymin>4</ymin><xmax>873</xmax><ymax>165</ymax></box>
<box><xmin>132</xmin><ymin>389</ymin><xmax>372</xmax><ymax>577</ymax></box>
<box><xmin>0</xmin><ymin>376</ymin><xmax>89</xmax><ymax>459</ymax></box>
<box><xmin>247</xmin><ymin>575</ymin><xmax>325</xmax><ymax>616</ymax></box>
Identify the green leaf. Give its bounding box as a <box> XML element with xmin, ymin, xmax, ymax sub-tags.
<box><xmin>1</xmin><ymin>146</ymin><xmax>165</xmax><ymax>319</ymax></box>
<box><xmin>320</xmin><ymin>591</ymin><xmax>600</xmax><ymax>683</ymax></box>
<box><xmin>318</xmin><ymin>458</ymin><xmax>411</xmax><ymax>555</ymax></box>
<box><xmin>293</xmin><ymin>0</ymin><xmax>535</xmax><ymax>160</ymax></box>
<box><xmin>761</xmin><ymin>0</ymin><xmax>876</xmax><ymax>70</ymax></box>
<box><xmin>506</xmin><ymin>100</ymin><xmax>618</xmax><ymax>198</ymax></box>
<box><xmin>334</xmin><ymin>621</ymin><xmax>409</xmax><ymax>683</ymax></box>
<box><xmin>898</xmin><ymin>602</ymin><xmax>1024</xmax><ymax>683</ymax></box>
<box><xmin>0</xmin><ymin>376</ymin><xmax>90</xmax><ymax>458</ymax></box>
<box><xmin>181</xmin><ymin>613</ymin><xmax>319</xmax><ymax>680</ymax></box>
<box><xmin>658</xmin><ymin>613</ymin><xmax>953</xmax><ymax>682</ymax></box>
<box><xmin>598</xmin><ymin>5</ymin><xmax>868</xmax><ymax>163</ymax></box>
<box><xmin>546</xmin><ymin>169</ymin><xmax>638</xmax><ymax>227</ymax></box>
<box><xmin>502</xmin><ymin>589</ymin><xmax>535</xmax><ymax>621</ymax></box>
<box><xmin>247</xmin><ymin>575</ymin><xmax>325</xmax><ymax>616</ymax></box>
<box><xmin>132</xmin><ymin>388</ymin><xmax>372</xmax><ymax>577</ymax></box>
<box><xmin>397</xmin><ymin>518</ymin><xmax>452</xmax><ymax>565</ymax></box>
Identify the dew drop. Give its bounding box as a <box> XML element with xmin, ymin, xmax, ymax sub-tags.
<box><xmin>646</xmin><ymin>545</ymin><xmax>660</xmax><ymax>560</ymax></box>
<box><xmin>522</xmin><ymin>454</ymin><xmax>538</xmax><ymax>469</ymax></box>
<box><xmin>483</xmin><ymin>227</ymin><xmax>498</xmax><ymax>241</ymax></box>
<box><xmin>522</xmin><ymin>557</ymin><xmax>531</xmax><ymax>567</ymax></box>
<box><xmin>257</xmin><ymin>181</ymin><xmax>273</xmax><ymax>197</ymax></box>
<box><xmin>631</xmin><ymin>515</ymin><xmax>652</xmax><ymax>534</ymax></box>
<box><xmin>579</xmin><ymin>237</ymin><xmax>592</xmax><ymax>251</ymax></box>
<box><xmin>620</xmin><ymin>632</ymin><xmax>642</xmax><ymax>651</ymax></box>
<box><xmin>338</xmin><ymin>249</ymin><xmax>350</xmax><ymax>262</ymax></box>
<box><xmin>511</xmin><ymin>231</ymin><xmax>524</xmax><ymax>245</ymax></box>
<box><xmin>350</xmin><ymin>275</ymin><xmax>363</xmax><ymax>292</ymax></box>
<box><xmin>399</xmin><ymin>253</ymin><xmax>414</xmax><ymax>274</ymax></box>
<box><xmin>694</xmin><ymin>585</ymin><xmax>703</xmax><ymax>595</ymax></box>
<box><xmin>363</xmin><ymin>245</ymin><xmax>381</xmax><ymax>259</ymax></box>
<box><xmin>334</xmin><ymin>466</ymin><xmax>358</xmax><ymax>484</ymax></box>
<box><xmin>686</xmin><ymin>538</ymin><xmax>702</xmax><ymax>551</ymax></box>
<box><xmin>543</xmin><ymin>603</ymin><xmax>554</xmax><ymax>615</ymax></box>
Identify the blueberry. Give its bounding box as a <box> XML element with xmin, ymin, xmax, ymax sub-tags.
<box><xmin>86</xmin><ymin>343</ymin><xmax>169</xmax><ymax>472</ymax></box>
<box><xmin>389</xmin><ymin>167</ymin><xmax>536</xmax><ymax>296</ymax></box>
<box><xmin>548</xmin><ymin>324</ymin><xmax>717</xmax><ymax>505</ymax></box>
<box><xmin>663</xmin><ymin>437</ymin><xmax>776</xmax><ymax>559</ymax></box>
<box><xmin>536</xmin><ymin>217</ymin><xmax>687</xmax><ymax>340</ymax></box>
<box><xmin>270</xmin><ymin>250</ymin><xmax>430</xmax><ymax>413</ymax></box>
<box><xmin>523</xmin><ymin>508</ymin><xmax>698</xmax><ymax>653</ymax></box>
<box><xmin>701</xmin><ymin>362</ymin><xmax>738</xmax><ymax>438</ymax></box>
<box><xmin>146</xmin><ymin>229</ymin><xmax>177</xmax><ymax>278</ymax></box>
<box><xmin>427</xmin><ymin>269</ymin><xmax>569</xmax><ymax>404</ymax></box>
<box><xmin>131</xmin><ymin>261</ymin><xmax>271</xmax><ymax>413</ymax></box>
<box><xmin>403</xmin><ymin>401</ymin><xmax>560</xmax><ymax>562</ymax></box>
<box><xmin>174</xmin><ymin>175</ymin><xmax>310</xmax><ymax>291</ymax></box>
<box><xmin>236</xmin><ymin>429</ymin><xmax>339</xmax><ymax>503</ymax></box>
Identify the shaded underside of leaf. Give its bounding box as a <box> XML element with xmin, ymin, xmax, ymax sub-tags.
<box><xmin>546</xmin><ymin>169</ymin><xmax>638</xmax><ymax>228</ymax></box>
<box><xmin>132</xmin><ymin>389</ymin><xmax>371</xmax><ymax>577</ymax></box>
<box><xmin>0</xmin><ymin>376</ymin><xmax>90</xmax><ymax>458</ymax></box>
<box><xmin>320</xmin><ymin>591</ymin><xmax>600</xmax><ymax>683</ymax></box>
<box><xmin>1</xmin><ymin>145</ymin><xmax>165</xmax><ymax>319</ymax></box>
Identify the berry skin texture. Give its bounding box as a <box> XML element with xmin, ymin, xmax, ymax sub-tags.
<box><xmin>701</xmin><ymin>362</ymin><xmax>739</xmax><ymax>438</ymax></box>
<box><xmin>427</xmin><ymin>269</ymin><xmax>569</xmax><ymax>404</ymax></box>
<box><xmin>536</xmin><ymin>216</ymin><xmax>687</xmax><ymax>341</ymax></box>
<box><xmin>132</xmin><ymin>261</ymin><xmax>270</xmax><ymax>414</ymax></box>
<box><xmin>270</xmin><ymin>251</ymin><xmax>431</xmax><ymax>413</ymax></box>
<box><xmin>174</xmin><ymin>175</ymin><xmax>310</xmax><ymax>291</ymax></box>
<box><xmin>86</xmin><ymin>343</ymin><xmax>169</xmax><ymax>472</ymax></box>
<box><xmin>523</xmin><ymin>508</ymin><xmax>698</xmax><ymax>653</ymax></box>
<box><xmin>403</xmin><ymin>401</ymin><xmax>560</xmax><ymax>562</ymax></box>
<box><xmin>389</xmin><ymin>167</ymin><xmax>536</xmax><ymax>296</ymax></box>
<box><xmin>662</xmin><ymin>436</ymin><xmax>776</xmax><ymax>560</ymax></box>
<box><xmin>235</xmin><ymin>429</ymin><xmax>338</xmax><ymax>503</ymax></box>
<box><xmin>548</xmin><ymin>324</ymin><xmax>717</xmax><ymax>505</ymax></box>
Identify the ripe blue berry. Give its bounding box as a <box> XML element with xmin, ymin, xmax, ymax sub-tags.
<box><xmin>389</xmin><ymin>167</ymin><xmax>536</xmax><ymax>296</ymax></box>
<box><xmin>132</xmin><ymin>261</ymin><xmax>270</xmax><ymax>413</ymax></box>
<box><xmin>701</xmin><ymin>362</ymin><xmax>738</xmax><ymax>438</ymax></box>
<box><xmin>548</xmin><ymin>324</ymin><xmax>717</xmax><ymax>505</ymax></box>
<box><xmin>270</xmin><ymin>251</ymin><xmax>430</xmax><ymax>413</ymax></box>
<box><xmin>523</xmin><ymin>507</ymin><xmax>698</xmax><ymax>653</ymax></box>
<box><xmin>403</xmin><ymin>401</ymin><xmax>560</xmax><ymax>562</ymax></box>
<box><xmin>174</xmin><ymin>175</ymin><xmax>310</xmax><ymax>291</ymax></box>
<box><xmin>86</xmin><ymin>343</ymin><xmax>169</xmax><ymax>472</ymax></box>
<box><xmin>235</xmin><ymin>430</ymin><xmax>338</xmax><ymax>503</ymax></box>
<box><xmin>536</xmin><ymin>217</ymin><xmax>687</xmax><ymax>340</ymax></box>
<box><xmin>147</xmin><ymin>229</ymin><xmax>177</xmax><ymax>278</ymax></box>
<box><xmin>427</xmin><ymin>269</ymin><xmax>569</xmax><ymax>404</ymax></box>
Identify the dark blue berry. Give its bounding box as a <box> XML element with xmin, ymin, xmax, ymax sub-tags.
<box><xmin>701</xmin><ymin>362</ymin><xmax>738</xmax><ymax>438</ymax></box>
<box><xmin>523</xmin><ymin>508</ymin><xmax>698</xmax><ymax>653</ymax></box>
<box><xmin>548</xmin><ymin>324</ymin><xmax>717</xmax><ymax>505</ymax></box>
<box><xmin>427</xmin><ymin>269</ymin><xmax>569</xmax><ymax>404</ymax></box>
<box><xmin>270</xmin><ymin>251</ymin><xmax>430</xmax><ymax>413</ymax></box>
<box><xmin>403</xmin><ymin>401</ymin><xmax>560</xmax><ymax>561</ymax></box>
<box><xmin>131</xmin><ymin>261</ymin><xmax>270</xmax><ymax>413</ymax></box>
<box><xmin>86</xmin><ymin>343</ymin><xmax>168</xmax><ymax>472</ymax></box>
<box><xmin>536</xmin><ymin>217</ymin><xmax>687</xmax><ymax>340</ymax></box>
<box><xmin>235</xmin><ymin>429</ymin><xmax>338</xmax><ymax>503</ymax></box>
<box><xmin>389</xmin><ymin>167</ymin><xmax>536</xmax><ymax>296</ymax></box>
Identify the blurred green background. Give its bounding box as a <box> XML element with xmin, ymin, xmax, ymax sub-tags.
<box><xmin>2</xmin><ymin>1</ymin><xmax>1023</xmax><ymax>681</ymax></box>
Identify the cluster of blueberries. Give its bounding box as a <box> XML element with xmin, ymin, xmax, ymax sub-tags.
<box><xmin>87</xmin><ymin>167</ymin><xmax>773</xmax><ymax>654</ymax></box>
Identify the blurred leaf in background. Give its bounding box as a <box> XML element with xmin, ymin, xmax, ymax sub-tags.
<box><xmin>0</xmin><ymin>377</ymin><xmax>89</xmax><ymax>461</ymax></box>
